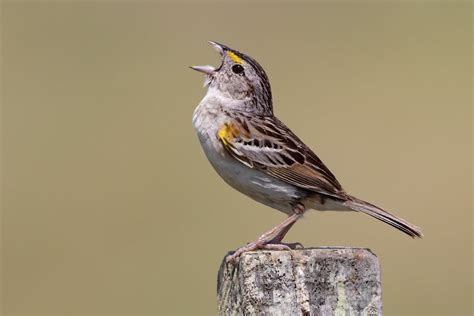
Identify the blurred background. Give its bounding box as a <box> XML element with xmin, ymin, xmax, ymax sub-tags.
<box><xmin>1</xmin><ymin>1</ymin><xmax>472</xmax><ymax>315</ymax></box>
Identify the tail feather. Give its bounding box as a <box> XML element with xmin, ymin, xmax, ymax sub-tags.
<box><xmin>345</xmin><ymin>196</ymin><xmax>423</xmax><ymax>238</ymax></box>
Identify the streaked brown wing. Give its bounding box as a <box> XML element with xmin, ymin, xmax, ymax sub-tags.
<box><xmin>217</xmin><ymin>114</ymin><xmax>345</xmax><ymax>198</ymax></box>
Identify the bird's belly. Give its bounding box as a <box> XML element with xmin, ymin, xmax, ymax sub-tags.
<box><xmin>197</xmin><ymin>134</ymin><xmax>305</xmax><ymax>215</ymax></box>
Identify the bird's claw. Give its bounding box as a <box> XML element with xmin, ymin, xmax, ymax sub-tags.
<box><xmin>225</xmin><ymin>240</ymin><xmax>303</xmax><ymax>264</ymax></box>
<box><xmin>273</xmin><ymin>241</ymin><xmax>304</xmax><ymax>249</ymax></box>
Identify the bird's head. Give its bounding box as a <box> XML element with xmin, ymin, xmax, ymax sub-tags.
<box><xmin>191</xmin><ymin>41</ymin><xmax>273</xmax><ymax>115</ymax></box>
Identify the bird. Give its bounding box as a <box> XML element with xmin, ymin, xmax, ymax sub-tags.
<box><xmin>191</xmin><ymin>41</ymin><xmax>422</xmax><ymax>263</ymax></box>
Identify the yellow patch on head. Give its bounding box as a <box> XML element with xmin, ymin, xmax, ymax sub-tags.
<box><xmin>227</xmin><ymin>51</ymin><xmax>243</xmax><ymax>64</ymax></box>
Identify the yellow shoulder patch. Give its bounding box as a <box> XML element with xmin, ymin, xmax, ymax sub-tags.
<box><xmin>217</xmin><ymin>122</ymin><xmax>239</xmax><ymax>146</ymax></box>
<box><xmin>227</xmin><ymin>51</ymin><xmax>243</xmax><ymax>64</ymax></box>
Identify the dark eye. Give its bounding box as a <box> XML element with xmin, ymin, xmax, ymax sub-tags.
<box><xmin>232</xmin><ymin>64</ymin><xmax>244</xmax><ymax>75</ymax></box>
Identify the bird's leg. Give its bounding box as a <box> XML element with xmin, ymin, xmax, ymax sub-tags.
<box><xmin>268</xmin><ymin>220</ymin><xmax>304</xmax><ymax>249</ymax></box>
<box><xmin>226</xmin><ymin>206</ymin><xmax>305</xmax><ymax>263</ymax></box>
<box><xmin>226</xmin><ymin>213</ymin><xmax>301</xmax><ymax>263</ymax></box>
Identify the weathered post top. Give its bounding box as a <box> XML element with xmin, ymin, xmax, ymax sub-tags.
<box><xmin>217</xmin><ymin>247</ymin><xmax>381</xmax><ymax>316</ymax></box>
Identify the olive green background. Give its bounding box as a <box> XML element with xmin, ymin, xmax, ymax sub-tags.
<box><xmin>1</xmin><ymin>1</ymin><xmax>472</xmax><ymax>315</ymax></box>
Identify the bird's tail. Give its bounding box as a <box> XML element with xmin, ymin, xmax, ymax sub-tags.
<box><xmin>344</xmin><ymin>196</ymin><xmax>423</xmax><ymax>238</ymax></box>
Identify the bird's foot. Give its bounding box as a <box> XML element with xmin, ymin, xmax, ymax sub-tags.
<box><xmin>226</xmin><ymin>240</ymin><xmax>303</xmax><ymax>264</ymax></box>
<box><xmin>226</xmin><ymin>212</ymin><xmax>304</xmax><ymax>264</ymax></box>
<box><xmin>270</xmin><ymin>241</ymin><xmax>304</xmax><ymax>249</ymax></box>
<box><xmin>225</xmin><ymin>242</ymin><xmax>288</xmax><ymax>264</ymax></box>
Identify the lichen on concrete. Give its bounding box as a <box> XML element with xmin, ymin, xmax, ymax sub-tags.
<box><xmin>217</xmin><ymin>247</ymin><xmax>381</xmax><ymax>316</ymax></box>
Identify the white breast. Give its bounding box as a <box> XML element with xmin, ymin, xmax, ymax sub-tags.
<box><xmin>192</xmin><ymin>95</ymin><xmax>305</xmax><ymax>215</ymax></box>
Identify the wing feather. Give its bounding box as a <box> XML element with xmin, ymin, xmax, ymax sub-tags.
<box><xmin>217</xmin><ymin>115</ymin><xmax>345</xmax><ymax>198</ymax></box>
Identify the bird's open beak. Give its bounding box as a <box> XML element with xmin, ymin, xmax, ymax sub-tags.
<box><xmin>208</xmin><ymin>40</ymin><xmax>225</xmax><ymax>55</ymax></box>
<box><xmin>189</xmin><ymin>65</ymin><xmax>215</xmax><ymax>75</ymax></box>
<box><xmin>190</xmin><ymin>41</ymin><xmax>226</xmax><ymax>75</ymax></box>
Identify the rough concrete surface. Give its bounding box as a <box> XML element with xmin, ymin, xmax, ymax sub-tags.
<box><xmin>217</xmin><ymin>247</ymin><xmax>381</xmax><ymax>316</ymax></box>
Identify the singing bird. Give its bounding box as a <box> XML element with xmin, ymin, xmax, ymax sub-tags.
<box><xmin>191</xmin><ymin>41</ymin><xmax>422</xmax><ymax>262</ymax></box>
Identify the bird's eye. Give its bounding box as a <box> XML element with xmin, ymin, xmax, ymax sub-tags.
<box><xmin>232</xmin><ymin>64</ymin><xmax>244</xmax><ymax>75</ymax></box>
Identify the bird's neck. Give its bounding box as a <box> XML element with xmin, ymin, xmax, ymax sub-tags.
<box><xmin>201</xmin><ymin>87</ymin><xmax>273</xmax><ymax>116</ymax></box>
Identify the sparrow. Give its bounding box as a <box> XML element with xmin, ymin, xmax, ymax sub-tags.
<box><xmin>191</xmin><ymin>41</ymin><xmax>422</xmax><ymax>263</ymax></box>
